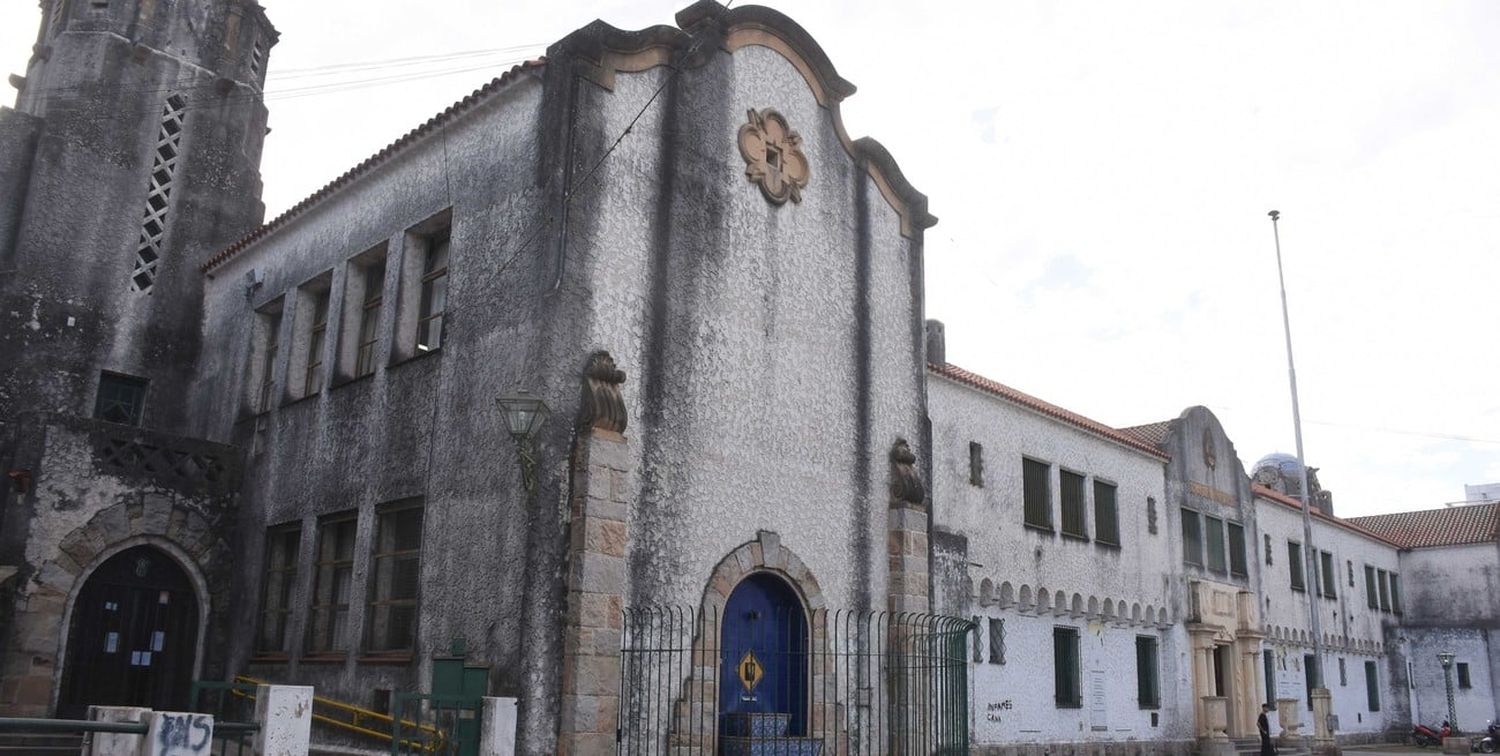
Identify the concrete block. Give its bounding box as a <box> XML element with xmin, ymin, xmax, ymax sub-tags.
<box><xmin>253</xmin><ymin>684</ymin><xmax>312</xmax><ymax>756</ymax></box>
<box><xmin>144</xmin><ymin>711</ymin><xmax>214</xmax><ymax>756</ymax></box>
<box><xmin>480</xmin><ymin>696</ymin><xmax>518</xmax><ymax>756</ymax></box>
<box><xmin>85</xmin><ymin>705</ymin><xmax>151</xmax><ymax>756</ymax></box>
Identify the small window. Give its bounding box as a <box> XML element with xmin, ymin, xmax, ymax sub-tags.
<box><xmin>1265</xmin><ymin>534</ymin><xmax>1273</xmax><ymax>565</ymax></box>
<box><xmin>1390</xmin><ymin>573</ymin><xmax>1402</xmax><ymax>614</ymax></box>
<box><xmin>1458</xmin><ymin>662</ymin><xmax>1472</xmax><ymax>689</ymax></box>
<box><xmin>1338</xmin><ymin>657</ymin><xmax>1347</xmax><ymax>687</ymax></box>
<box><xmin>1227</xmin><ymin>522</ymin><xmax>1247</xmax><ymax>576</ymax></box>
<box><xmin>1304</xmin><ymin>654</ymin><xmax>1317</xmax><ymax>710</ymax></box>
<box><xmin>988</xmin><ymin>617</ymin><xmax>1006</xmax><ymax>664</ymax></box>
<box><xmin>416</xmin><ymin>231</ymin><xmax>450</xmax><ymax>353</ymax></box>
<box><xmin>307</xmin><ymin>512</ymin><xmax>357</xmax><ymax>654</ymax></box>
<box><xmin>1053</xmin><ymin>626</ymin><xmax>1081</xmax><ymax>708</ymax></box>
<box><xmin>256</xmin><ymin>523</ymin><xmax>300</xmax><ymax>654</ymax></box>
<box><xmin>1146</xmin><ymin>496</ymin><xmax>1158</xmax><ymax>535</ymax></box>
<box><xmin>1365</xmin><ymin>661</ymin><xmax>1380</xmax><ymax>711</ymax></box>
<box><xmin>1022</xmin><ymin>458</ymin><xmax>1052</xmax><ymax>530</ymax></box>
<box><xmin>971</xmin><ymin>617</ymin><xmax>984</xmax><ymax>663</ymax></box>
<box><xmin>1136</xmin><ymin>636</ymin><xmax>1160</xmax><ymax>709</ymax></box>
<box><xmin>94</xmin><ymin>372</ymin><xmax>148</xmax><ymax>426</ymax></box>
<box><xmin>1094</xmin><ymin>481</ymin><xmax>1119</xmax><ymax>546</ymax></box>
<box><xmin>303</xmin><ymin>290</ymin><xmax>330</xmax><ymax>396</ymax></box>
<box><xmin>1319</xmin><ymin>551</ymin><xmax>1337</xmax><ymax>599</ymax></box>
<box><xmin>968</xmin><ymin>442</ymin><xmax>984</xmax><ymax>487</ymax></box>
<box><xmin>1205</xmin><ymin>516</ymin><xmax>1226</xmax><ymax>572</ymax></box>
<box><xmin>1365</xmin><ymin>565</ymin><xmax>1378</xmax><ymax>609</ymax></box>
<box><xmin>1181</xmin><ymin>509</ymin><xmax>1203</xmax><ymax>566</ymax></box>
<box><xmin>366</xmin><ymin>500</ymin><xmax>424</xmax><ymax>654</ymax></box>
<box><xmin>1288</xmin><ymin>541</ymin><xmax>1305</xmax><ymax>591</ymax></box>
<box><xmin>1060</xmin><ymin>470</ymin><xmax>1088</xmax><ymax>539</ymax></box>
<box><xmin>255</xmin><ymin>304</ymin><xmax>283</xmax><ymax>412</ymax></box>
<box><xmin>354</xmin><ymin>260</ymin><xmax>386</xmax><ymax>377</ymax></box>
<box><xmin>1377</xmin><ymin>570</ymin><xmax>1391</xmax><ymax>612</ymax></box>
<box><xmin>1347</xmin><ymin>560</ymin><xmax>1355</xmax><ymax>587</ymax></box>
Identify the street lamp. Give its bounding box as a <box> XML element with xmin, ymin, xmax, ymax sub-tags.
<box><xmin>496</xmin><ymin>390</ymin><xmax>549</xmax><ymax>496</ymax></box>
<box><xmin>1439</xmin><ymin>651</ymin><xmax>1458</xmax><ymax>733</ymax></box>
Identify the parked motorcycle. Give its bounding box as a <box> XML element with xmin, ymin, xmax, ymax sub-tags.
<box><xmin>1471</xmin><ymin>721</ymin><xmax>1498</xmax><ymax>754</ymax></box>
<box><xmin>1415</xmin><ymin>721</ymin><xmax>1452</xmax><ymax>747</ymax></box>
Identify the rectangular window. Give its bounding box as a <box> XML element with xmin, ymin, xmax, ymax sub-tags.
<box><xmin>257</xmin><ymin>308</ymin><xmax>282</xmax><ymax>412</ymax></box>
<box><xmin>1288</xmin><ymin>541</ymin><xmax>1305</xmax><ymax>591</ymax></box>
<box><xmin>988</xmin><ymin>617</ymin><xmax>1005</xmax><ymax>664</ymax></box>
<box><xmin>304</xmin><ymin>290</ymin><xmax>330</xmax><ymax>396</ymax></box>
<box><xmin>972</xmin><ymin>618</ymin><xmax>983</xmax><ymax>663</ymax></box>
<box><xmin>1458</xmin><ymin>662</ymin><xmax>1472</xmax><ymax>689</ymax></box>
<box><xmin>366</xmin><ymin>500</ymin><xmax>424</xmax><ymax>654</ymax></box>
<box><xmin>307</xmin><ymin>512</ymin><xmax>357</xmax><ymax>654</ymax></box>
<box><xmin>1181</xmin><ymin>509</ymin><xmax>1203</xmax><ymax>566</ymax></box>
<box><xmin>969</xmin><ymin>442</ymin><xmax>984</xmax><ymax>487</ymax></box>
<box><xmin>1094</xmin><ymin>481</ymin><xmax>1119</xmax><ymax>546</ymax></box>
<box><xmin>354</xmin><ymin>260</ymin><xmax>385</xmax><ymax>377</ymax></box>
<box><xmin>94</xmin><ymin>372</ymin><xmax>148</xmax><ymax>426</ymax></box>
<box><xmin>1304</xmin><ymin>654</ymin><xmax>1317</xmax><ymax>710</ymax></box>
<box><xmin>1365</xmin><ymin>565</ymin><xmax>1378</xmax><ymax>609</ymax></box>
<box><xmin>1347</xmin><ymin>560</ymin><xmax>1355</xmax><ymax>587</ymax></box>
<box><xmin>1338</xmin><ymin>657</ymin><xmax>1347</xmax><ymax>687</ymax></box>
<box><xmin>1390</xmin><ymin>573</ymin><xmax>1402</xmax><ymax>614</ymax></box>
<box><xmin>1136</xmin><ymin>636</ymin><xmax>1160</xmax><ymax>709</ymax></box>
<box><xmin>256</xmin><ymin>523</ymin><xmax>300</xmax><ymax>654</ymax></box>
<box><xmin>1265</xmin><ymin>534</ymin><xmax>1273</xmax><ymax>565</ymax></box>
<box><xmin>1023</xmin><ymin>458</ymin><xmax>1052</xmax><ymax>530</ymax></box>
<box><xmin>1320</xmin><ymin>551</ymin><xmax>1337</xmax><ymax>599</ymax></box>
<box><xmin>1053</xmin><ymin>626</ymin><xmax>1081</xmax><ymax>708</ymax></box>
<box><xmin>1365</xmin><ymin>661</ymin><xmax>1380</xmax><ymax>711</ymax></box>
<box><xmin>1227</xmin><ymin>522</ymin><xmax>1248</xmax><ymax>576</ymax></box>
<box><xmin>1377</xmin><ymin>570</ymin><xmax>1391</xmax><ymax>612</ymax></box>
<box><xmin>1264</xmin><ymin>650</ymin><xmax>1276</xmax><ymax>706</ymax></box>
<box><xmin>416</xmin><ymin>231</ymin><xmax>450</xmax><ymax>353</ymax></box>
<box><xmin>1060</xmin><ymin>470</ymin><xmax>1088</xmax><ymax>538</ymax></box>
<box><xmin>1205</xmin><ymin>516</ymin><xmax>1227</xmax><ymax>572</ymax></box>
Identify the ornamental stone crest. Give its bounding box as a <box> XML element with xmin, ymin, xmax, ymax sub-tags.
<box><xmin>889</xmin><ymin>438</ymin><xmax>924</xmax><ymax>507</ymax></box>
<box><xmin>737</xmin><ymin>108</ymin><xmax>810</xmax><ymax>205</ymax></box>
<box><xmin>579</xmin><ymin>350</ymin><xmax>627</xmax><ymax>434</ymax></box>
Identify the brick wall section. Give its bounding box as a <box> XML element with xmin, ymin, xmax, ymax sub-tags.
<box><xmin>889</xmin><ymin>501</ymin><xmax>930</xmax><ymax>615</ymax></box>
<box><xmin>558</xmin><ymin>430</ymin><xmax>629</xmax><ymax>756</ymax></box>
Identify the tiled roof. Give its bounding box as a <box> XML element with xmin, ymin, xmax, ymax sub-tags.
<box><xmin>1252</xmin><ymin>484</ymin><xmax>1401</xmax><ymax>547</ymax></box>
<box><xmin>1118</xmin><ymin>420</ymin><xmax>1171</xmax><ymax>449</ymax></box>
<box><xmin>1347</xmin><ymin>503</ymin><xmax>1500</xmax><ymax>549</ymax></box>
<box><xmin>201</xmin><ymin>58</ymin><xmax>546</xmax><ymax>274</ymax></box>
<box><xmin>928</xmin><ymin>362</ymin><xmax>1170</xmax><ymax>460</ymax></box>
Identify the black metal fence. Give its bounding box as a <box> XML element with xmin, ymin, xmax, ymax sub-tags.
<box><xmin>618</xmin><ymin>607</ymin><xmax>973</xmax><ymax>755</ymax></box>
<box><xmin>390</xmin><ymin>692</ymin><xmax>480</xmax><ymax>755</ymax></box>
<box><xmin>189</xmin><ymin>679</ymin><xmax>261</xmax><ymax>755</ymax></box>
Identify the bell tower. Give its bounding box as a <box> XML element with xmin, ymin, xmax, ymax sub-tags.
<box><xmin>0</xmin><ymin>0</ymin><xmax>277</xmax><ymax>433</ymax></box>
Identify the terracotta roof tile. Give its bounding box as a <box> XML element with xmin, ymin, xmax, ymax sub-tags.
<box><xmin>201</xmin><ymin>58</ymin><xmax>546</xmax><ymax>274</ymax></box>
<box><xmin>1118</xmin><ymin>420</ymin><xmax>1172</xmax><ymax>449</ymax></box>
<box><xmin>928</xmin><ymin>362</ymin><xmax>1170</xmax><ymax>460</ymax></box>
<box><xmin>1252</xmin><ymin>484</ymin><xmax>1402</xmax><ymax>547</ymax></box>
<box><xmin>1347</xmin><ymin>503</ymin><xmax>1500</xmax><ymax>549</ymax></box>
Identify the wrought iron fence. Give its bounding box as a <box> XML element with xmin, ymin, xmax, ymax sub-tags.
<box><xmin>618</xmin><ymin>606</ymin><xmax>973</xmax><ymax>755</ymax></box>
<box><xmin>390</xmin><ymin>692</ymin><xmax>480</xmax><ymax>756</ymax></box>
<box><xmin>189</xmin><ymin>679</ymin><xmax>261</xmax><ymax>755</ymax></box>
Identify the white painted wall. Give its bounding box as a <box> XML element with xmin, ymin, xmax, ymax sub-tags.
<box><xmin>1407</xmin><ymin>628</ymin><xmax>1498</xmax><ymax>731</ymax></box>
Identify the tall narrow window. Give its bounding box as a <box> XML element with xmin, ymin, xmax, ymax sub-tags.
<box><xmin>1347</xmin><ymin>560</ymin><xmax>1355</xmax><ymax>587</ymax></box>
<box><xmin>257</xmin><ymin>308</ymin><xmax>282</xmax><ymax>412</ymax></box>
<box><xmin>130</xmin><ymin>94</ymin><xmax>187</xmax><ymax>292</ymax></box>
<box><xmin>1181</xmin><ymin>509</ymin><xmax>1203</xmax><ymax>566</ymax></box>
<box><xmin>304</xmin><ymin>290</ymin><xmax>329</xmax><ymax>396</ymax></box>
<box><xmin>94</xmin><ymin>372</ymin><xmax>148</xmax><ymax>426</ymax></box>
<box><xmin>1377</xmin><ymin>570</ymin><xmax>1391</xmax><ymax>612</ymax></box>
<box><xmin>1053</xmin><ymin>626</ymin><xmax>1081</xmax><ymax>708</ymax></box>
<box><xmin>416</xmin><ymin>232</ymin><xmax>450</xmax><ymax>352</ymax></box>
<box><xmin>968</xmin><ymin>442</ymin><xmax>984</xmax><ymax>487</ymax></box>
<box><xmin>366</xmin><ymin>500</ymin><xmax>424</xmax><ymax>654</ymax></box>
<box><xmin>354</xmin><ymin>261</ymin><xmax>385</xmax><ymax>377</ymax></box>
<box><xmin>307</xmin><ymin>513</ymin><xmax>357</xmax><ymax>654</ymax></box>
<box><xmin>1263</xmin><ymin>650</ymin><xmax>1276</xmax><ymax>706</ymax></box>
<box><xmin>1205</xmin><ymin>516</ymin><xmax>1226</xmax><ymax>572</ymax></box>
<box><xmin>1365</xmin><ymin>565</ymin><xmax>1378</xmax><ymax>609</ymax></box>
<box><xmin>1390</xmin><ymin>573</ymin><xmax>1402</xmax><ymax>614</ymax></box>
<box><xmin>1060</xmin><ymin>470</ymin><xmax>1088</xmax><ymax>538</ymax></box>
<box><xmin>1319</xmin><ymin>551</ymin><xmax>1337</xmax><ymax>599</ymax></box>
<box><xmin>1338</xmin><ymin>657</ymin><xmax>1347</xmax><ymax>686</ymax></box>
<box><xmin>1094</xmin><ymin>481</ymin><xmax>1119</xmax><ymax>546</ymax></box>
<box><xmin>250</xmin><ymin>39</ymin><xmax>265</xmax><ymax>78</ymax></box>
<box><xmin>1364</xmin><ymin>661</ymin><xmax>1380</xmax><ymax>711</ymax></box>
<box><xmin>1023</xmin><ymin>458</ymin><xmax>1052</xmax><ymax>530</ymax></box>
<box><xmin>256</xmin><ymin>524</ymin><xmax>300</xmax><ymax>654</ymax></box>
<box><xmin>1136</xmin><ymin>636</ymin><xmax>1160</xmax><ymax>709</ymax></box>
<box><xmin>988</xmin><ymin>617</ymin><xmax>1006</xmax><ymax>664</ymax></box>
<box><xmin>1304</xmin><ymin>654</ymin><xmax>1317</xmax><ymax>710</ymax></box>
<box><xmin>48</xmin><ymin>0</ymin><xmax>69</xmax><ymax>38</ymax></box>
<box><xmin>1265</xmin><ymin>534</ymin><xmax>1273</xmax><ymax>565</ymax></box>
<box><xmin>1227</xmin><ymin>522</ymin><xmax>1248</xmax><ymax>576</ymax></box>
<box><xmin>1288</xmin><ymin>542</ymin><xmax>1305</xmax><ymax>590</ymax></box>
<box><xmin>971</xmin><ymin>618</ymin><xmax>984</xmax><ymax>663</ymax></box>
<box><xmin>1458</xmin><ymin>662</ymin><xmax>1472</xmax><ymax>689</ymax></box>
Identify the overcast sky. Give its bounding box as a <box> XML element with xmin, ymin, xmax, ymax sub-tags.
<box><xmin>4</xmin><ymin>1</ymin><xmax>1495</xmax><ymax>516</ymax></box>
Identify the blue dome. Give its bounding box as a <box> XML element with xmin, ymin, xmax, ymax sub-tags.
<box><xmin>1253</xmin><ymin>452</ymin><xmax>1301</xmax><ymax>475</ymax></box>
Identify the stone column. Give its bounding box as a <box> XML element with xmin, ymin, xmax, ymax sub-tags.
<box><xmin>887</xmin><ymin>439</ymin><xmax>929</xmax><ymax>615</ymax></box>
<box><xmin>1310</xmin><ymin>688</ymin><xmax>1341</xmax><ymax>756</ymax></box>
<box><xmin>252</xmin><ymin>684</ymin><xmax>313</xmax><ymax>756</ymax></box>
<box><xmin>558</xmin><ymin>352</ymin><xmax>630</xmax><ymax>756</ymax></box>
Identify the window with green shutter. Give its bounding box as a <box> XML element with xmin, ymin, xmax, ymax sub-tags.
<box><xmin>1094</xmin><ymin>481</ymin><xmax>1119</xmax><ymax>546</ymax></box>
<box><xmin>1365</xmin><ymin>661</ymin><xmax>1380</xmax><ymax>711</ymax></box>
<box><xmin>1054</xmin><ymin>626</ymin><xmax>1081</xmax><ymax>708</ymax></box>
<box><xmin>1060</xmin><ymin>470</ymin><xmax>1088</xmax><ymax>538</ymax></box>
<box><xmin>1227</xmin><ymin>522</ymin><xmax>1248</xmax><ymax>576</ymax></box>
<box><xmin>1023</xmin><ymin>458</ymin><xmax>1052</xmax><ymax>530</ymax></box>
<box><xmin>1365</xmin><ymin>565</ymin><xmax>1378</xmax><ymax>609</ymax></box>
<box><xmin>1182</xmin><ymin>510</ymin><xmax>1203</xmax><ymax>566</ymax></box>
<box><xmin>1136</xmin><ymin>636</ymin><xmax>1160</xmax><ymax>709</ymax></box>
<box><xmin>1288</xmin><ymin>542</ymin><xmax>1305</xmax><ymax>591</ymax></box>
<box><xmin>1319</xmin><ymin>551</ymin><xmax>1337</xmax><ymax>599</ymax></box>
<box><xmin>1205</xmin><ymin>516</ymin><xmax>1226</xmax><ymax>572</ymax></box>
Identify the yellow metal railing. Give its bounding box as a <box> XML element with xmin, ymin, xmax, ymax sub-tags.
<box><xmin>233</xmin><ymin>675</ymin><xmax>447</xmax><ymax>751</ymax></box>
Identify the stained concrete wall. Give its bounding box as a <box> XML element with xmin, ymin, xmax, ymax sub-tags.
<box><xmin>1407</xmin><ymin>627</ymin><xmax>1499</xmax><ymax>730</ymax></box>
<box><xmin>1402</xmin><ymin>543</ymin><xmax>1500</xmax><ymax>626</ymax></box>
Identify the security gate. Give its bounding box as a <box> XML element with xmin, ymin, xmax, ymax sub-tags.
<box><xmin>618</xmin><ymin>599</ymin><xmax>972</xmax><ymax>755</ymax></box>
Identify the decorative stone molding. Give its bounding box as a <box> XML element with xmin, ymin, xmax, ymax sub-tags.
<box><xmin>888</xmin><ymin>437</ymin><xmax>924</xmax><ymax>507</ymax></box>
<box><xmin>737</xmin><ymin>109</ymin><xmax>810</xmax><ymax>206</ymax></box>
<box><xmin>577</xmin><ymin>351</ymin><xmax>627</xmax><ymax>434</ymax></box>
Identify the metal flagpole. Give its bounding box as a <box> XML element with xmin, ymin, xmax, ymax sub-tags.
<box><xmin>1268</xmin><ymin>209</ymin><xmax>1331</xmax><ymax>711</ymax></box>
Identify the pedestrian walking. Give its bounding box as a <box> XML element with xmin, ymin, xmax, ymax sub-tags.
<box><xmin>1259</xmin><ymin>703</ymin><xmax>1278</xmax><ymax>756</ymax></box>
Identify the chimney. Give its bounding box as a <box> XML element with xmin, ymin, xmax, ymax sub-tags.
<box><xmin>925</xmin><ymin>319</ymin><xmax>945</xmax><ymax>365</ymax></box>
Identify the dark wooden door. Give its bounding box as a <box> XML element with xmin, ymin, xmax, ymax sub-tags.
<box><xmin>58</xmin><ymin>546</ymin><xmax>199</xmax><ymax>718</ymax></box>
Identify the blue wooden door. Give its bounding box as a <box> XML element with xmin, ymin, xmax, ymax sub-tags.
<box><xmin>719</xmin><ymin>573</ymin><xmax>808</xmax><ymax>738</ymax></box>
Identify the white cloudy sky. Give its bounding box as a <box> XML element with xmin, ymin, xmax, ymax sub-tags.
<box><xmin>4</xmin><ymin>1</ymin><xmax>1495</xmax><ymax>516</ymax></box>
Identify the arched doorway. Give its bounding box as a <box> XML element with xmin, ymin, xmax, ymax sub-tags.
<box><xmin>57</xmin><ymin>545</ymin><xmax>200</xmax><ymax>718</ymax></box>
<box><xmin>719</xmin><ymin>572</ymin><xmax>808</xmax><ymax>747</ymax></box>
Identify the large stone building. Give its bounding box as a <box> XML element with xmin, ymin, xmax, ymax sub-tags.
<box><xmin>1</xmin><ymin>1</ymin><xmax>1494</xmax><ymax>755</ymax></box>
